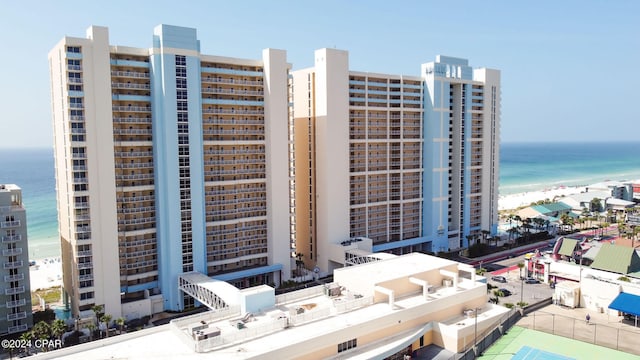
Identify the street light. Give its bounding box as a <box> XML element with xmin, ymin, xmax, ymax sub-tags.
<box><xmin>473</xmin><ymin>307</ymin><xmax>482</xmax><ymax>354</ymax></box>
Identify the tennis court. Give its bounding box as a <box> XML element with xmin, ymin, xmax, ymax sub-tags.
<box><xmin>478</xmin><ymin>326</ymin><xmax>639</xmax><ymax>360</ymax></box>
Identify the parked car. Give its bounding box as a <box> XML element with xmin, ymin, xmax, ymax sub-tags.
<box><xmin>525</xmin><ymin>277</ymin><xmax>540</xmax><ymax>284</ymax></box>
<box><xmin>498</xmin><ymin>288</ymin><xmax>512</xmax><ymax>296</ymax></box>
<box><xmin>491</xmin><ymin>275</ymin><xmax>507</xmax><ymax>283</ymax></box>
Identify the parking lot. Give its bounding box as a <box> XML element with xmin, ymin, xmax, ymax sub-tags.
<box><xmin>487</xmin><ymin>268</ymin><xmax>554</xmax><ymax>305</ymax></box>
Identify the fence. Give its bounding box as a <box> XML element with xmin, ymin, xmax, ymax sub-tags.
<box><xmin>452</xmin><ymin>308</ymin><xmax>522</xmax><ymax>360</ymax></box>
<box><xmin>518</xmin><ymin>311</ymin><xmax>640</xmax><ymax>356</ymax></box>
<box><xmin>275</xmin><ymin>285</ymin><xmax>324</xmax><ymax>305</ymax></box>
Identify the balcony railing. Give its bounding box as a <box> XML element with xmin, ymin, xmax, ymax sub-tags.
<box><xmin>2</xmin><ymin>248</ymin><xmax>22</xmax><ymax>256</ymax></box>
<box><xmin>6</xmin><ymin>299</ymin><xmax>26</xmax><ymax>308</ymax></box>
<box><xmin>0</xmin><ymin>221</ymin><xmax>21</xmax><ymax>228</ymax></box>
<box><xmin>3</xmin><ymin>261</ymin><xmax>23</xmax><ymax>269</ymax></box>
<box><xmin>78</xmin><ymin>262</ymin><xmax>93</xmax><ymax>269</ymax></box>
<box><xmin>112</xmin><ymin>105</ymin><xmax>151</xmax><ymax>113</ymax></box>
<box><xmin>201</xmin><ymin>77</ymin><xmax>263</xmax><ymax>86</ymax></box>
<box><xmin>8</xmin><ymin>324</ymin><xmax>28</xmax><ymax>333</ymax></box>
<box><xmin>114</xmin><ymin>151</ymin><xmax>153</xmax><ymax>158</ymax></box>
<box><xmin>111</xmin><ymin>70</ymin><xmax>150</xmax><ymax>78</ymax></box>
<box><xmin>202</xmin><ymin>108</ymin><xmax>264</xmax><ymax>115</ymax></box>
<box><xmin>7</xmin><ymin>311</ymin><xmax>27</xmax><ymax>321</ymax></box>
<box><xmin>4</xmin><ymin>273</ymin><xmax>24</xmax><ymax>282</ymax></box>
<box><xmin>111</xmin><ymin>82</ymin><xmax>150</xmax><ymax>90</ymax></box>
<box><xmin>1</xmin><ymin>235</ymin><xmax>22</xmax><ymax>243</ymax></box>
<box><xmin>113</xmin><ymin>117</ymin><xmax>152</xmax><ymax>124</ymax></box>
<box><xmin>5</xmin><ymin>286</ymin><xmax>25</xmax><ymax>295</ymax></box>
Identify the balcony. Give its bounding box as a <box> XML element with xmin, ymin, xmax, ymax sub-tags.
<box><xmin>201</xmin><ymin>76</ymin><xmax>263</xmax><ymax>86</ymax></box>
<box><xmin>112</xmin><ymin>105</ymin><xmax>151</xmax><ymax>113</ymax></box>
<box><xmin>78</xmin><ymin>262</ymin><xmax>93</xmax><ymax>269</ymax></box>
<box><xmin>114</xmin><ymin>150</ymin><xmax>153</xmax><ymax>158</ymax></box>
<box><xmin>6</xmin><ymin>299</ymin><xmax>26</xmax><ymax>308</ymax></box>
<box><xmin>3</xmin><ymin>261</ymin><xmax>23</xmax><ymax>269</ymax></box>
<box><xmin>8</xmin><ymin>324</ymin><xmax>28</xmax><ymax>333</ymax></box>
<box><xmin>75</xmin><ymin>202</ymin><xmax>90</xmax><ymax>209</ymax></box>
<box><xmin>113</xmin><ymin>117</ymin><xmax>152</xmax><ymax>124</ymax></box>
<box><xmin>0</xmin><ymin>221</ymin><xmax>21</xmax><ymax>228</ymax></box>
<box><xmin>7</xmin><ymin>312</ymin><xmax>27</xmax><ymax>321</ymax></box>
<box><xmin>115</xmin><ymin>173</ymin><xmax>154</xmax><ymax>181</ymax></box>
<box><xmin>111</xmin><ymin>82</ymin><xmax>150</xmax><ymax>90</ymax></box>
<box><xmin>76</xmin><ymin>226</ymin><xmax>91</xmax><ymax>233</ymax></box>
<box><xmin>202</xmin><ymin>108</ymin><xmax>264</xmax><ymax>115</ymax></box>
<box><xmin>4</xmin><ymin>273</ymin><xmax>24</xmax><ymax>282</ymax></box>
<box><xmin>2</xmin><ymin>248</ymin><xmax>23</xmax><ymax>256</ymax></box>
<box><xmin>73</xmin><ymin>177</ymin><xmax>88</xmax><ymax>184</ymax></box>
<box><xmin>5</xmin><ymin>286</ymin><xmax>25</xmax><ymax>295</ymax></box>
<box><xmin>113</xmin><ymin>128</ymin><xmax>153</xmax><ymax>136</ymax></box>
<box><xmin>111</xmin><ymin>70</ymin><xmax>150</xmax><ymax>78</ymax></box>
<box><xmin>1</xmin><ymin>235</ymin><xmax>22</xmax><ymax>243</ymax></box>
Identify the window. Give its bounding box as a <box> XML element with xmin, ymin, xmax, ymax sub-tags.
<box><xmin>79</xmin><ymin>291</ymin><xmax>94</xmax><ymax>300</ymax></box>
<box><xmin>338</xmin><ymin>339</ymin><xmax>357</xmax><ymax>353</ymax></box>
<box><xmin>67</xmin><ymin>46</ymin><xmax>81</xmax><ymax>53</ymax></box>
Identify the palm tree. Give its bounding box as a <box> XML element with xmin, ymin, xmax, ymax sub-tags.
<box><xmin>32</xmin><ymin>321</ymin><xmax>51</xmax><ymax>351</ymax></box>
<box><xmin>466</xmin><ymin>234</ymin><xmax>474</xmax><ymax>248</ymax></box>
<box><xmin>517</xmin><ymin>262</ymin><xmax>525</xmax><ymax>279</ymax></box>
<box><xmin>295</xmin><ymin>252</ymin><xmax>304</xmax><ymax>277</ymax></box>
<box><xmin>91</xmin><ymin>304</ymin><xmax>104</xmax><ymax>326</ymax></box>
<box><xmin>507</xmin><ymin>227</ymin><xmax>519</xmax><ymax>244</ymax></box>
<box><xmin>19</xmin><ymin>331</ymin><xmax>33</xmax><ymax>355</ymax></box>
<box><xmin>51</xmin><ymin>319</ymin><xmax>66</xmax><ymax>342</ymax></box>
<box><xmin>116</xmin><ymin>317</ymin><xmax>126</xmax><ymax>335</ymax></box>
<box><xmin>618</xmin><ymin>221</ymin><xmax>626</xmax><ymax>237</ymax></box>
<box><xmin>481</xmin><ymin>230</ymin><xmax>490</xmax><ymax>245</ymax></box>
<box><xmin>100</xmin><ymin>314</ymin><xmax>113</xmax><ymax>338</ymax></box>
<box><xmin>86</xmin><ymin>323</ymin><xmax>96</xmax><ymax>341</ymax></box>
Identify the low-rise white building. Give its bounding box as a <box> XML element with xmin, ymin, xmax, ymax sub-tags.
<box><xmin>33</xmin><ymin>253</ymin><xmax>509</xmax><ymax>359</ymax></box>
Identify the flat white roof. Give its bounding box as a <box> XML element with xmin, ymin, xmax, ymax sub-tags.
<box><xmin>334</xmin><ymin>252</ymin><xmax>457</xmax><ymax>284</ymax></box>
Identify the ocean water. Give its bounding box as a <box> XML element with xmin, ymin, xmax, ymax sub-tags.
<box><xmin>1</xmin><ymin>142</ymin><xmax>640</xmax><ymax>259</ymax></box>
<box><xmin>0</xmin><ymin>148</ymin><xmax>59</xmax><ymax>260</ymax></box>
<box><xmin>499</xmin><ymin>141</ymin><xmax>640</xmax><ymax>195</ymax></box>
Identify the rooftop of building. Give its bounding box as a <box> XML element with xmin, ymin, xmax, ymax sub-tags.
<box><xmin>36</xmin><ymin>253</ymin><xmax>502</xmax><ymax>359</ymax></box>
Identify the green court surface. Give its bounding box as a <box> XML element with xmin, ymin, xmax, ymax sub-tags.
<box><xmin>478</xmin><ymin>326</ymin><xmax>640</xmax><ymax>360</ymax></box>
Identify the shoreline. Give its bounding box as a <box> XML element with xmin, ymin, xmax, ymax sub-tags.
<box><xmin>499</xmin><ymin>178</ymin><xmax>639</xmax><ymax>212</ymax></box>
<box><xmin>29</xmin><ymin>257</ymin><xmax>62</xmax><ymax>292</ymax></box>
<box><xmin>498</xmin><ymin>185</ymin><xmax>587</xmax><ymax>211</ymax></box>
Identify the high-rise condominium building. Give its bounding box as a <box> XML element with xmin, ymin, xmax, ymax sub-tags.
<box><xmin>50</xmin><ymin>25</ymin><xmax>500</xmax><ymax>319</ymax></box>
<box><xmin>291</xmin><ymin>49</ymin><xmax>500</xmax><ymax>272</ymax></box>
<box><xmin>49</xmin><ymin>25</ymin><xmax>292</xmax><ymax>318</ymax></box>
<box><xmin>0</xmin><ymin>184</ymin><xmax>33</xmax><ymax>334</ymax></box>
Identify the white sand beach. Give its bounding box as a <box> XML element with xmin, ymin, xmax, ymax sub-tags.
<box><xmin>29</xmin><ymin>257</ymin><xmax>63</xmax><ymax>291</ymax></box>
<box><xmin>498</xmin><ymin>185</ymin><xmax>587</xmax><ymax>211</ymax></box>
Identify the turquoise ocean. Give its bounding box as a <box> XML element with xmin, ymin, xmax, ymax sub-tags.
<box><xmin>1</xmin><ymin>142</ymin><xmax>640</xmax><ymax>260</ymax></box>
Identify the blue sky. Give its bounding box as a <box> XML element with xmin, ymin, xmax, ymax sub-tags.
<box><xmin>1</xmin><ymin>0</ymin><xmax>638</xmax><ymax>148</ymax></box>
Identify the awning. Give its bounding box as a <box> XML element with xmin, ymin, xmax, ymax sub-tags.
<box><xmin>608</xmin><ymin>292</ymin><xmax>640</xmax><ymax>317</ymax></box>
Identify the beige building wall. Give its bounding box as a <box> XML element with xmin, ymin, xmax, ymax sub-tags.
<box><xmin>291</xmin><ymin>68</ymin><xmax>317</xmax><ymax>269</ymax></box>
<box><xmin>473</xmin><ymin>68</ymin><xmax>501</xmax><ymax>234</ymax></box>
<box><xmin>49</xmin><ymin>26</ymin><xmax>122</xmax><ymax>319</ymax></box>
<box><xmin>262</xmin><ymin>48</ymin><xmax>293</xmax><ymax>280</ymax></box>
<box><xmin>311</xmin><ymin>49</ymin><xmax>351</xmax><ymax>272</ymax></box>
